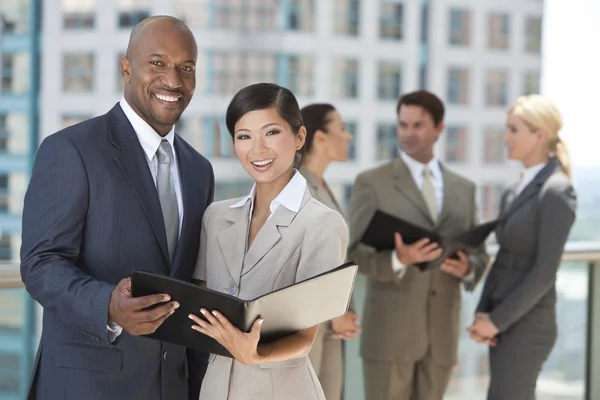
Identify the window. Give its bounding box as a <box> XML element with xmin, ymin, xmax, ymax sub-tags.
<box><xmin>0</xmin><ymin>233</ymin><xmax>10</xmax><ymax>260</ymax></box>
<box><xmin>62</xmin><ymin>115</ymin><xmax>91</xmax><ymax>129</ymax></box>
<box><xmin>488</xmin><ymin>13</ymin><xmax>510</xmax><ymax>50</ymax></box>
<box><xmin>117</xmin><ymin>0</ymin><xmax>150</xmax><ymax>29</ymax></box>
<box><xmin>332</xmin><ymin>59</ymin><xmax>359</xmax><ymax>99</ymax></box>
<box><xmin>0</xmin><ymin>0</ymin><xmax>30</xmax><ymax>33</ymax></box>
<box><xmin>376</xmin><ymin>122</ymin><xmax>398</xmax><ymax>161</ymax></box>
<box><xmin>0</xmin><ymin>113</ymin><xmax>28</xmax><ymax>155</ymax></box>
<box><xmin>380</xmin><ymin>1</ymin><xmax>404</xmax><ymax>40</ymax></box>
<box><xmin>172</xmin><ymin>0</ymin><xmax>209</xmax><ymax>28</ymax></box>
<box><xmin>523</xmin><ymin>71</ymin><xmax>540</xmax><ymax>95</ymax></box>
<box><xmin>448</xmin><ymin>8</ymin><xmax>471</xmax><ymax>46</ymax></box>
<box><xmin>334</xmin><ymin>0</ymin><xmax>360</xmax><ymax>36</ymax></box>
<box><xmin>2</xmin><ymin>53</ymin><xmax>30</xmax><ymax>94</ymax></box>
<box><xmin>214</xmin><ymin>0</ymin><xmax>278</xmax><ymax>31</ymax></box>
<box><xmin>200</xmin><ymin>116</ymin><xmax>235</xmax><ymax>158</ymax></box>
<box><xmin>345</xmin><ymin>121</ymin><xmax>358</xmax><ymax>161</ymax></box>
<box><xmin>215</xmin><ymin>181</ymin><xmax>254</xmax><ymax>201</ymax></box>
<box><xmin>62</xmin><ymin>0</ymin><xmax>95</xmax><ymax>29</ymax></box>
<box><xmin>481</xmin><ymin>184</ymin><xmax>505</xmax><ymax>220</ymax></box>
<box><xmin>377</xmin><ymin>62</ymin><xmax>402</xmax><ymax>100</ymax></box>
<box><xmin>287</xmin><ymin>56</ymin><xmax>313</xmax><ymax>97</ymax></box>
<box><xmin>486</xmin><ymin>69</ymin><xmax>509</xmax><ymax>107</ymax></box>
<box><xmin>483</xmin><ymin>126</ymin><xmax>505</xmax><ymax>164</ymax></box>
<box><xmin>212</xmin><ymin>52</ymin><xmax>277</xmax><ymax>95</ymax></box>
<box><xmin>0</xmin><ymin>174</ymin><xmax>8</xmax><ymax>212</ymax></box>
<box><xmin>287</xmin><ymin>0</ymin><xmax>314</xmax><ymax>32</ymax></box>
<box><xmin>445</xmin><ymin>125</ymin><xmax>468</xmax><ymax>163</ymax></box>
<box><xmin>525</xmin><ymin>16</ymin><xmax>542</xmax><ymax>53</ymax></box>
<box><xmin>447</xmin><ymin>68</ymin><xmax>470</xmax><ymax>105</ymax></box>
<box><xmin>63</xmin><ymin>53</ymin><xmax>95</xmax><ymax>93</ymax></box>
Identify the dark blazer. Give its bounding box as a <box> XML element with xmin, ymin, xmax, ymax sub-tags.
<box><xmin>20</xmin><ymin>104</ymin><xmax>214</xmax><ymax>400</ymax></box>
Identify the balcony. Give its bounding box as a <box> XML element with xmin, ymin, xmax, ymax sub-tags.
<box><xmin>1</xmin><ymin>242</ymin><xmax>599</xmax><ymax>399</ymax></box>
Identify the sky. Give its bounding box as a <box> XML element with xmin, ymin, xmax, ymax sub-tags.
<box><xmin>542</xmin><ymin>0</ymin><xmax>599</xmax><ymax>168</ymax></box>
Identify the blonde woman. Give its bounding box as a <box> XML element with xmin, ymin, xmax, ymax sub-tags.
<box><xmin>468</xmin><ymin>95</ymin><xmax>577</xmax><ymax>400</ymax></box>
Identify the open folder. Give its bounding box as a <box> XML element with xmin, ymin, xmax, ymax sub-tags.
<box><xmin>361</xmin><ymin>210</ymin><xmax>498</xmax><ymax>270</ymax></box>
<box><xmin>130</xmin><ymin>262</ymin><xmax>358</xmax><ymax>357</ymax></box>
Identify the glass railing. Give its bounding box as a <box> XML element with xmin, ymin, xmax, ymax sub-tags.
<box><xmin>1</xmin><ymin>242</ymin><xmax>599</xmax><ymax>400</ymax></box>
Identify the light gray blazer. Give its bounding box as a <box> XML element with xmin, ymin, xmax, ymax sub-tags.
<box><xmin>193</xmin><ymin>187</ymin><xmax>348</xmax><ymax>400</ymax></box>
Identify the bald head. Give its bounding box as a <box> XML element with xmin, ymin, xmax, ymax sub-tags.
<box><xmin>126</xmin><ymin>16</ymin><xmax>197</xmax><ymax>59</ymax></box>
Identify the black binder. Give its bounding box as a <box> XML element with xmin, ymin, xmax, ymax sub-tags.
<box><xmin>130</xmin><ymin>262</ymin><xmax>358</xmax><ymax>357</ymax></box>
<box><xmin>361</xmin><ymin>210</ymin><xmax>497</xmax><ymax>270</ymax></box>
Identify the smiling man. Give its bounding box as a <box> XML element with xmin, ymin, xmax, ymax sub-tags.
<box><xmin>20</xmin><ymin>16</ymin><xmax>214</xmax><ymax>400</ymax></box>
<box><xmin>347</xmin><ymin>90</ymin><xmax>489</xmax><ymax>400</ymax></box>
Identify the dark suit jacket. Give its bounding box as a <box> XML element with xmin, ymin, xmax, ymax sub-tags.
<box><xmin>20</xmin><ymin>104</ymin><xmax>214</xmax><ymax>400</ymax></box>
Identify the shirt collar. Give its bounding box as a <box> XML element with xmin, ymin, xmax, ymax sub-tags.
<box><xmin>230</xmin><ymin>170</ymin><xmax>307</xmax><ymax>215</ymax></box>
<box><xmin>400</xmin><ymin>151</ymin><xmax>441</xmax><ymax>180</ymax></box>
<box><xmin>119</xmin><ymin>97</ymin><xmax>176</xmax><ymax>161</ymax></box>
<box><xmin>521</xmin><ymin>162</ymin><xmax>547</xmax><ymax>185</ymax></box>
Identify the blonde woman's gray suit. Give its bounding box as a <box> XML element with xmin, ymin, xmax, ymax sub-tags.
<box><xmin>300</xmin><ymin>166</ymin><xmax>352</xmax><ymax>400</ymax></box>
<box><xmin>476</xmin><ymin>157</ymin><xmax>577</xmax><ymax>400</ymax></box>
<box><xmin>348</xmin><ymin>158</ymin><xmax>489</xmax><ymax>400</ymax></box>
<box><xmin>193</xmin><ymin>187</ymin><xmax>348</xmax><ymax>400</ymax></box>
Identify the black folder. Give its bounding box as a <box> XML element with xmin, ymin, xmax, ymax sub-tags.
<box><xmin>130</xmin><ymin>262</ymin><xmax>358</xmax><ymax>357</ymax></box>
<box><xmin>361</xmin><ymin>210</ymin><xmax>498</xmax><ymax>270</ymax></box>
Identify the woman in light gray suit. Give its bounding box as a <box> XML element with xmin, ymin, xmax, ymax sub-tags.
<box><xmin>468</xmin><ymin>95</ymin><xmax>577</xmax><ymax>400</ymax></box>
<box><xmin>299</xmin><ymin>104</ymin><xmax>361</xmax><ymax>400</ymax></box>
<box><xmin>189</xmin><ymin>83</ymin><xmax>348</xmax><ymax>400</ymax></box>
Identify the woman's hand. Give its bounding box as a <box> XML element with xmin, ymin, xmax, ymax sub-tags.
<box><xmin>467</xmin><ymin>312</ymin><xmax>499</xmax><ymax>346</ymax></box>
<box><xmin>189</xmin><ymin>309</ymin><xmax>263</xmax><ymax>366</ymax></box>
<box><xmin>331</xmin><ymin>312</ymin><xmax>362</xmax><ymax>340</ymax></box>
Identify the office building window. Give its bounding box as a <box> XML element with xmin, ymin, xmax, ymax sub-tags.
<box><xmin>346</xmin><ymin>121</ymin><xmax>358</xmax><ymax>161</ymax></box>
<box><xmin>215</xmin><ymin>181</ymin><xmax>254</xmax><ymax>201</ymax></box>
<box><xmin>63</xmin><ymin>53</ymin><xmax>95</xmax><ymax>93</ymax></box>
<box><xmin>445</xmin><ymin>125</ymin><xmax>468</xmax><ymax>163</ymax></box>
<box><xmin>332</xmin><ymin>59</ymin><xmax>359</xmax><ymax>99</ymax></box>
<box><xmin>172</xmin><ymin>0</ymin><xmax>209</xmax><ymax>28</ymax></box>
<box><xmin>62</xmin><ymin>115</ymin><xmax>91</xmax><ymax>129</ymax></box>
<box><xmin>486</xmin><ymin>69</ymin><xmax>509</xmax><ymax>107</ymax></box>
<box><xmin>525</xmin><ymin>16</ymin><xmax>542</xmax><ymax>53</ymax></box>
<box><xmin>483</xmin><ymin>126</ymin><xmax>505</xmax><ymax>164</ymax></box>
<box><xmin>0</xmin><ymin>174</ymin><xmax>8</xmax><ymax>212</ymax></box>
<box><xmin>334</xmin><ymin>0</ymin><xmax>360</xmax><ymax>36</ymax></box>
<box><xmin>117</xmin><ymin>0</ymin><xmax>150</xmax><ymax>29</ymax></box>
<box><xmin>2</xmin><ymin>52</ymin><xmax>30</xmax><ymax>95</ymax></box>
<box><xmin>287</xmin><ymin>0</ymin><xmax>314</xmax><ymax>32</ymax></box>
<box><xmin>376</xmin><ymin>122</ymin><xmax>398</xmax><ymax>161</ymax></box>
<box><xmin>0</xmin><ymin>0</ymin><xmax>30</xmax><ymax>33</ymax></box>
<box><xmin>448</xmin><ymin>8</ymin><xmax>471</xmax><ymax>46</ymax></box>
<box><xmin>380</xmin><ymin>1</ymin><xmax>404</xmax><ymax>40</ymax></box>
<box><xmin>488</xmin><ymin>13</ymin><xmax>510</xmax><ymax>50</ymax></box>
<box><xmin>199</xmin><ymin>116</ymin><xmax>235</xmax><ymax>158</ymax></box>
<box><xmin>0</xmin><ymin>233</ymin><xmax>10</xmax><ymax>260</ymax></box>
<box><xmin>214</xmin><ymin>0</ymin><xmax>278</xmax><ymax>31</ymax></box>
<box><xmin>523</xmin><ymin>71</ymin><xmax>540</xmax><ymax>95</ymax></box>
<box><xmin>447</xmin><ymin>67</ymin><xmax>470</xmax><ymax>105</ymax></box>
<box><xmin>287</xmin><ymin>56</ymin><xmax>313</xmax><ymax>97</ymax></box>
<box><xmin>62</xmin><ymin>0</ymin><xmax>95</xmax><ymax>29</ymax></box>
<box><xmin>0</xmin><ymin>113</ymin><xmax>28</xmax><ymax>155</ymax></box>
<box><xmin>377</xmin><ymin>62</ymin><xmax>403</xmax><ymax>100</ymax></box>
<box><xmin>481</xmin><ymin>184</ymin><xmax>504</xmax><ymax>220</ymax></box>
<box><xmin>212</xmin><ymin>52</ymin><xmax>277</xmax><ymax>95</ymax></box>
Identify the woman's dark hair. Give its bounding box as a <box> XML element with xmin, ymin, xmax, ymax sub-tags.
<box><xmin>396</xmin><ymin>90</ymin><xmax>445</xmax><ymax>126</ymax></box>
<box><xmin>300</xmin><ymin>103</ymin><xmax>336</xmax><ymax>155</ymax></box>
<box><xmin>226</xmin><ymin>83</ymin><xmax>305</xmax><ymax>165</ymax></box>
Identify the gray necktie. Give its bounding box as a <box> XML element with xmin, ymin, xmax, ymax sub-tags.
<box><xmin>422</xmin><ymin>166</ymin><xmax>438</xmax><ymax>222</ymax></box>
<box><xmin>156</xmin><ymin>140</ymin><xmax>179</xmax><ymax>263</ymax></box>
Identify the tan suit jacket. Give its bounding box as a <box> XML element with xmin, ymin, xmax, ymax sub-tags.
<box><xmin>348</xmin><ymin>158</ymin><xmax>489</xmax><ymax>367</ymax></box>
<box><xmin>193</xmin><ymin>187</ymin><xmax>348</xmax><ymax>400</ymax></box>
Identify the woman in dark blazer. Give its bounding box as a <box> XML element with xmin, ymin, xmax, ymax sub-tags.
<box><xmin>299</xmin><ymin>104</ymin><xmax>361</xmax><ymax>400</ymax></box>
<box><xmin>469</xmin><ymin>95</ymin><xmax>577</xmax><ymax>400</ymax></box>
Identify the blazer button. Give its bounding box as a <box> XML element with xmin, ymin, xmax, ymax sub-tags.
<box><xmin>430</xmin><ymin>290</ymin><xmax>437</xmax><ymax>296</ymax></box>
<box><xmin>228</xmin><ymin>283</ymin><xmax>237</xmax><ymax>295</ymax></box>
<box><xmin>163</xmin><ymin>351</ymin><xmax>168</xmax><ymax>361</ymax></box>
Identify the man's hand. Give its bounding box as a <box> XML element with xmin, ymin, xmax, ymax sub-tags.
<box><xmin>331</xmin><ymin>312</ymin><xmax>362</xmax><ymax>340</ymax></box>
<box><xmin>440</xmin><ymin>250</ymin><xmax>472</xmax><ymax>278</ymax></box>
<box><xmin>394</xmin><ymin>233</ymin><xmax>443</xmax><ymax>265</ymax></box>
<box><xmin>108</xmin><ymin>278</ymin><xmax>179</xmax><ymax>336</ymax></box>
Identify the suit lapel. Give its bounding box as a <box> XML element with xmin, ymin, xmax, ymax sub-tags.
<box><xmin>436</xmin><ymin>166</ymin><xmax>461</xmax><ymax>228</ymax></box>
<box><xmin>393</xmin><ymin>158</ymin><xmax>435</xmax><ymax>225</ymax></box>
<box><xmin>217</xmin><ymin>203</ymin><xmax>251</xmax><ymax>282</ymax></box>
<box><xmin>107</xmin><ymin>104</ymin><xmax>170</xmax><ymax>266</ymax></box>
<box><xmin>501</xmin><ymin>158</ymin><xmax>559</xmax><ymax>221</ymax></box>
<box><xmin>170</xmin><ymin>136</ymin><xmax>202</xmax><ymax>276</ymax></box>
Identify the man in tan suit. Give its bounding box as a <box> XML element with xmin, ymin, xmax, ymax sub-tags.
<box><xmin>348</xmin><ymin>90</ymin><xmax>489</xmax><ymax>400</ymax></box>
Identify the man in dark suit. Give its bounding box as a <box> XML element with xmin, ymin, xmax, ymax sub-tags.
<box><xmin>20</xmin><ymin>16</ymin><xmax>213</xmax><ymax>399</ymax></box>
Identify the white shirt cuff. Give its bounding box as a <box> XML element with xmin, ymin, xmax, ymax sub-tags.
<box><xmin>391</xmin><ymin>252</ymin><xmax>407</xmax><ymax>279</ymax></box>
<box><xmin>462</xmin><ymin>268</ymin><xmax>476</xmax><ymax>284</ymax></box>
<box><xmin>107</xmin><ymin>321</ymin><xmax>123</xmax><ymax>343</ymax></box>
